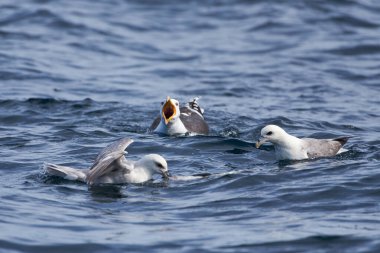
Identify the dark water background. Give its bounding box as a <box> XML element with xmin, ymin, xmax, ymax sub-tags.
<box><xmin>1</xmin><ymin>0</ymin><xmax>380</xmax><ymax>252</ymax></box>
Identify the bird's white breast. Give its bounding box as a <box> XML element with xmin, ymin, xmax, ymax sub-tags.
<box><xmin>274</xmin><ymin>136</ymin><xmax>308</xmax><ymax>160</ymax></box>
<box><xmin>154</xmin><ymin>119</ymin><xmax>187</xmax><ymax>135</ymax></box>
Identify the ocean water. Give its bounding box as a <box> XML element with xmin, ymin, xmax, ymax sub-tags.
<box><xmin>0</xmin><ymin>0</ymin><xmax>380</xmax><ymax>252</ymax></box>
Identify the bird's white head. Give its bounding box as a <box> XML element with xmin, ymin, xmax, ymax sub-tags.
<box><xmin>256</xmin><ymin>125</ymin><xmax>288</xmax><ymax>148</ymax></box>
<box><xmin>139</xmin><ymin>154</ymin><xmax>170</xmax><ymax>178</ymax></box>
<box><xmin>160</xmin><ymin>96</ymin><xmax>181</xmax><ymax>125</ymax></box>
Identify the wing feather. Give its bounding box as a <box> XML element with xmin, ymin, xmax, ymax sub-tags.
<box><xmin>149</xmin><ymin>116</ymin><xmax>161</xmax><ymax>132</ymax></box>
<box><xmin>180</xmin><ymin>107</ymin><xmax>209</xmax><ymax>134</ymax></box>
<box><xmin>86</xmin><ymin>138</ymin><xmax>133</xmax><ymax>185</ymax></box>
<box><xmin>303</xmin><ymin>137</ymin><xmax>348</xmax><ymax>158</ymax></box>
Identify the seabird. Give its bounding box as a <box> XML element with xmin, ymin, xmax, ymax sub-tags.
<box><xmin>256</xmin><ymin>125</ymin><xmax>350</xmax><ymax>161</ymax></box>
<box><xmin>44</xmin><ymin>138</ymin><xmax>169</xmax><ymax>185</ymax></box>
<box><xmin>150</xmin><ymin>96</ymin><xmax>209</xmax><ymax>135</ymax></box>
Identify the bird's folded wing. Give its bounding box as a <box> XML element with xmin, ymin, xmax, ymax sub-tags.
<box><xmin>180</xmin><ymin>107</ymin><xmax>209</xmax><ymax>134</ymax></box>
<box><xmin>303</xmin><ymin>138</ymin><xmax>344</xmax><ymax>158</ymax></box>
<box><xmin>87</xmin><ymin>138</ymin><xmax>133</xmax><ymax>185</ymax></box>
<box><xmin>93</xmin><ymin>138</ymin><xmax>133</xmax><ymax>163</ymax></box>
<box><xmin>149</xmin><ymin>116</ymin><xmax>161</xmax><ymax>131</ymax></box>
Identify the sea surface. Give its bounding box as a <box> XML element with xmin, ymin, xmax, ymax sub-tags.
<box><xmin>0</xmin><ymin>0</ymin><xmax>379</xmax><ymax>252</ymax></box>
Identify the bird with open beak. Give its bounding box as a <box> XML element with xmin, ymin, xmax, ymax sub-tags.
<box><xmin>150</xmin><ymin>96</ymin><xmax>209</xmax><ymax>136</ymax></box>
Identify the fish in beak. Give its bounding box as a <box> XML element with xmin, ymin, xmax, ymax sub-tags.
<box><xmin>255</xmin><ymin>137</ymin><xmax>267</xmax><ymax>149</ymax></box>
<box><xmin>162</xmin><ymin>97</ymin><xmax>177</xmax><ymax>125</ymax></box>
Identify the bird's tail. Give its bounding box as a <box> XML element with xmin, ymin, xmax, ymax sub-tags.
<box><xmin>43</xmin><ymin>163</ymin><xmax>87</xmax><ymax>182</ymax></box>
<box><xmin>333</xmin><ymin>136</ymin><xmax>350</xmax><ymax>146</ymax></box>
<box><xmin>187</xmin><ymin>96</ymin><xmax>205</xmax><ymax>116</ymax></box>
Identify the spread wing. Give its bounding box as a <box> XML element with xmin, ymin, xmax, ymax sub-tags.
<box><xmin>303</xmin><ymin>137</ymin><xmax>349</xmax><ymax>159</ymax></box>
<box><xmin>180</xmin><ymin>107</ymin><xmax>209</xmax><ymax>135</ymax></box>
<box><xmin>86</xmin><ymin>138</ymin><xmax>133</xmax><ymax>185</ymax></box>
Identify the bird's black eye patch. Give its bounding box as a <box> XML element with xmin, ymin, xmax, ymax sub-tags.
<box><xmin>155</xmin><ymin>161</ymin><xmax>164</xmax><ymax>169</ymax></box>
<box><xmin>267</xmin><ymin>131</ymin><xmax>273</xmax><ymax>136</ymax></box>
<box><xmin>161</xmin><ymin>102</ymin><xmax>164</xmax><ymax>105</ymax></box>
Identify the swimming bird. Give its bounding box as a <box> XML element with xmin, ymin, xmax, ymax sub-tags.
<box><xmin>44</xmin><ymin>138</ymin><xmax>169</xmax><ymax>185</ymax></box>
<box><xmin>255</xmin><ymin>125</ymin><xmax>350</xmax><ymax>161</ymax></box>
<box><xmin>150</xmin><ymin>96</ymin><xmax>209</xmax><ymax>135</ymax></box>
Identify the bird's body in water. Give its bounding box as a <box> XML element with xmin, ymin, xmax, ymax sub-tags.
<box><xmin>44</xmin><ymin>138</ymin><xmax>169</xmax><ymax>185</ymax></box>
<box><xmin>256</xmin><ymin>125</ymin><xmax>350</xmax><ymax>161</ymax></box>
<box><xmin>150</xmin><ymin>97</ymin><xmax>209</xmax><ymax>136</ymax></box>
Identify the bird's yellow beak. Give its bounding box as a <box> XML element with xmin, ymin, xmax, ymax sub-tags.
<box><xmin>255</xmin><ymin>138</ymin><xmax>266</xmax><ymax>149</ymax></box>
<box><xmin>162</xmin><ymin>170</ymin><xmax>170</xmax><ymax>179</ymax></box>
<box><xmin>162</xmin><ymin>96</ymin><xmax>176</xmax><ymax>125</ymax></box>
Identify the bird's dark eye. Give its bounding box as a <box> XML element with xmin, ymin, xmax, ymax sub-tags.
<box><xmin>155</xmin><ymin>162</ymin><xmax>164</xmax><ymax>169</ymax></box>
<box><xmin>161</xmin><ymin>102</ymin><xmax>164</xmax><ymax>105</ymax></box>
<box><xmin>175</xmin><ymin>102</ymin><xmax>179</xmax><ymax>106</ymax></box>
<box><xmin>267</xmin><ymin>131</ymin><xmax>273</xmax><ymax>136</ymax></box>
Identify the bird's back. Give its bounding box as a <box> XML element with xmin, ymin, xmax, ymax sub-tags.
<box><xmin>302</xmin><ymin>137</ymin><xmax>349</xmax><ymax>159</ymax></box>
<box><xmin>180</xmin><ymin>107</ymin><xmax>209</xmax><ymax>135</ymax></box>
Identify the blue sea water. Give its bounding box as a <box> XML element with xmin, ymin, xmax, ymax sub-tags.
<box><xmin>0</xmin><ymin>0</ymin><xmax>379</xmax><ymax>252</ymax></box>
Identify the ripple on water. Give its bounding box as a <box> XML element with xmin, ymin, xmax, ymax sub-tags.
<box><xmin>0</xmin><ymin>0</ymin><xmax>380</xmax><ymax>252</ymax></box>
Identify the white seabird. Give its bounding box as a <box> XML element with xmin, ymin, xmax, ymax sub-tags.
<box><xmin>44</xmin><ymin>138</ymin><xmax>169</xmax><ymax>185</ymax></box>
<box><xmin>150</xmin><ymin>96</ymin><xmax>209</xmax><ymax>135</ymax></box>
<box><xmin>256</xmin><ymin>125</ymin><xmax>350</xmax><ymax>161</ymax></box>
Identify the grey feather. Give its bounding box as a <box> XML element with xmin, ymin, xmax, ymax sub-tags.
<box><xmin>180</xmin><ymin>107</ymin><xmax>209</xmax><ymax>135</ymax></box>
<box><xmin>44</xmin><ymin>163</ymin><xmax>87</xmax><ymax>182</ymax></box>
<box><xmin>302</xmin><ymin>136</ymin><xmax>350</xmax><ymax>159</ymax></box>
<box><xmin>149</xmin><ymin>116</ymin><xmax>161</xmax><ymax>132</ymax></box>
<box><xmin>86</xmin><ymin>138</ymin><xmax>133</xmax><ymax>185</ymax></box>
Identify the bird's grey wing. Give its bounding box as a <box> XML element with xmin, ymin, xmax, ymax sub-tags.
<box><xmin>302</xmin><ymin>137</ymin><xmax>348</xmax><ymax>159</ymax></box>
<box><xmin>180</xmin><ymin>107</ymin><xmax>209</xmax><ymax>135</ymax></box>
<box><xmin>87</xmin><ymin>138</ymin><xmax>133</xmax><ymax>185</ymax></box>
<box><xmin>149</xmin><ymin>115</ymin><xmax>161</xmax><ymax>131</ymax></box>
<box><xmin>93</xmin><ymin>138</ymin><xmax>133</xmax><ymax>165</ymax></box>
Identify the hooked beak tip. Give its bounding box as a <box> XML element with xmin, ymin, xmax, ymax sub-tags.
<box><xmin>162</xmin><ymin>171</ymin><xmax>170</xmax><ymax>179</ymax></box>
<box><xmin>256</xmin><ymin>140</ymin><xmax>263</xmax><ymax>149</ymax></box>
<box><xmin>255</xmin><ymin>141</ymin><xmax>261</xmax><ymax>149</ymax></box>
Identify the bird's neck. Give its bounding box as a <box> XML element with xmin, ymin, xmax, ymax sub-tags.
<box><xmin>155</xmin><ymin>117</ymin><xmax>187</xmax><ymax>135</ymax></box>
<box><xmin>274</xmin><ymin>133</ymin><xmax>305</xmax><ymax>160</ymax></box>
<box><xmin>129</xmin><ymin>163</ymin><xmax>154</xmax><ymax>183</ymax></box>
<box><xmin>278</xmin><ymin>133</ymin><xmax>302</xmax><ymax>147</ymax></box>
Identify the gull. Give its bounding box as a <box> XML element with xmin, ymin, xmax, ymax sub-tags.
<box><xmin>44</xmin><ymin>138</ymin><xmax>169</xmax><ymax>185</ymax></box>
<box><xmin>150</xmin><ymin>96</ymin><xmax>209</xmax><ymax>135</ymax></box>
<box><xmin>256</xmin><ymin>125</ymin><xmax>350</xmax><ymax>161</ymax></box>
